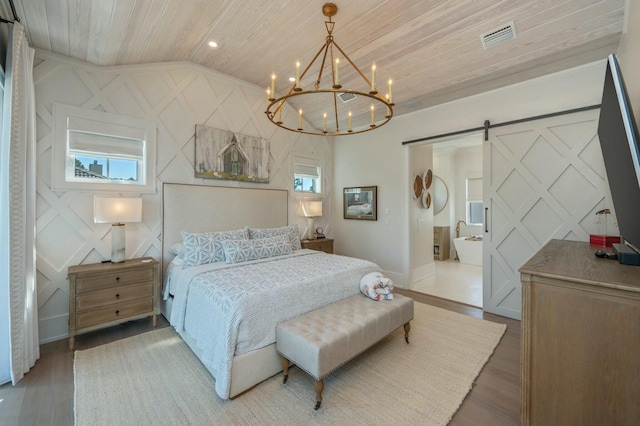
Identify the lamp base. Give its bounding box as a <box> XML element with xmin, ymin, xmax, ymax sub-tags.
<box><xmin>111</xmin><ymin>223</ymin><xmax>126</xmax><ymax>263</ymax></box>
<box><xmin>306</xmin><ymin>217</ymin><xmax>317</xmax><ymax>240</ymax></box>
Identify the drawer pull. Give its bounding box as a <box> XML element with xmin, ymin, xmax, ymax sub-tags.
<box><xmin>115</xmin><ymin>293</ymin><xmax>120</xmax><ymax>299</ymax></box>
<box><xmin>115</xmin><ymin>276</ymin><xmax>120</xmax><ymax>281</ymax></box>
<box><xmin>115</xmin><ymin>310</ymin><xmax>120</xmax><ymax>315</ymax></box>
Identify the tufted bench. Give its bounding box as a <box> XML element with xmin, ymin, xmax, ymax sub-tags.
<box><xmin>276</xmin><ymin>293</ymin><xmax>414</xmax><ymax>409</ymax></box>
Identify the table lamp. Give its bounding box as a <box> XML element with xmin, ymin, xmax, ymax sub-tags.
<box><xmin>298</xmin><ymin>201</ymin><xmax>323</xmax><ymax>239</ymax></box>
<box><xmin>94</xmin><ymin>197</ymin><xmax>142</xmax><ymax>263</ymax></box>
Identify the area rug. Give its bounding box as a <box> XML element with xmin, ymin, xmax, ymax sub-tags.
<box><xmin>74</xmin><ymin>302</ymin><xmax>506</xmax><ymax>425</ymax></box>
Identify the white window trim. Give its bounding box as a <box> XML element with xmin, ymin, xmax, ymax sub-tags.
<box><xmin>292</xmin><ymin>154</ymin><xmax>324</xmax><ymax>199</ymax></box>
<box><xmin>52</xmin><ymin>103</ymin><xmax>157</xmax><ymax>193</ymax></box>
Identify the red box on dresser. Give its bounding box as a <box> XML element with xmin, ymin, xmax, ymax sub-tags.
<box><xmin>589</xmin><ymin>234</ymin><xmax>621</xmax><ymax>247</ymax></box>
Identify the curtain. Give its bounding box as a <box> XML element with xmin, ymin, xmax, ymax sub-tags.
<box><xmin>0</xmin><ymin>22</ymin><xmax>38</xmax><ymax>385</ymax></box>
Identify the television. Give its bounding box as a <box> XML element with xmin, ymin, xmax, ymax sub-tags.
<box><xmin>597</xmin><ymin>53</ymin><xmax>640</xmax><ymax>263</ymax></box>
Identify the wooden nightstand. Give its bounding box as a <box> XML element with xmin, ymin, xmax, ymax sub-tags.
<box><xmin>67</xmin><ymin>257</ymin><xmax>159</xmax><ymax>350</ymax></box>
<box><xmin>301</xmin><ymin>238</ymin><xmax>334</xmax><ymax>254</ymax></box>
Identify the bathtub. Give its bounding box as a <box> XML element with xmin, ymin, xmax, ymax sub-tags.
<box><xmin>453</xmin><ymin>236</ymin><xmax>483</xmax><ymax>266</ymax></box>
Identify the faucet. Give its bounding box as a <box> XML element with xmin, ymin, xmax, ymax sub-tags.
<box><xmin>455</xmin><ymin>220</ymin><xmax>466</xmax><ymax>238</ymax></box>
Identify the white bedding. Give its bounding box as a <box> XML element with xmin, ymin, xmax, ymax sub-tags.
<box><xmin>167</xmin><ymin>249</ymin><xmax>380</xmax><ymax>399</ymax></box>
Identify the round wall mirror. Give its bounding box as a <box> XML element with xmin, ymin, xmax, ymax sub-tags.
<box><xmin>432</xmin><ymin>175</ymin><xmax>449</xmax><ymax>215</ymax></box>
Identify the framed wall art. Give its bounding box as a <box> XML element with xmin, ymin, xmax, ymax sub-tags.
<box><xmin>194</xmin><ymin>125</ymin><xmax>269</xmax><ymax>183</ymax></box>
<box><xmin>343</xmin><ymin>186</ymin><xmax>377</xmax><ymax>220</ymax></box>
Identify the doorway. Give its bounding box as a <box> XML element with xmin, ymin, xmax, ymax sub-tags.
<box><xmin>409</xmin><ymin>133</ymin><xmax>484</xmax><ymax>307</ymax></box>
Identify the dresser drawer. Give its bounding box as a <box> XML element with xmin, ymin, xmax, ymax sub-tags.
<box><xmin>76</xmin><ymin>283</ymin><xmax>153</xmax><ymax>311</ymax></box>
<box><xmin>76</xmin><ymin>298</ymin><xmax>153</xmax><ymax>329</ymax></box>
<box><xmin>76</xmin><ymin>268</ymin><xmax>154</xmax><ymax>293</ymax></box>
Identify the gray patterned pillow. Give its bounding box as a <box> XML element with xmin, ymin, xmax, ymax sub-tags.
<box><xmin>181</xmin><ymin>227</ymin><xmax>249</xmax><ymax>266</ymax></box>
<box><xmin>248</xmin><ymin>225</ymin><xmax>301</xmax><ymax>250</ymax></box>
<box><xmin>223</xmin><ymin>235</ymin><xmax>292</xmax><ymax>264</ymax></box>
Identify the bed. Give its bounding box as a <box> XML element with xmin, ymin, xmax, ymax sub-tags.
<box><xmin>161</xmin><ymin>183</ymin><xmax>380</xmax><ymax>399</ymax></box>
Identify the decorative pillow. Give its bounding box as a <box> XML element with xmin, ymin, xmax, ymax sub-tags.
<box><xmin>223</xmin><ymin>235</ymin><xmax>292</xmax><ymax>264</ymax></box>
<box><xmin>248</xmin><ymin>225</ymin><xmax>302</xmax><ymax>250</ymax></box>
<box><xmin>181</xmin><ymin>227</ymin><xmax>249</xmax><ymax>266</ymax></box>
<box><xmin>168</xmin><ymin>243</ymin><xmax>184</xmax><ymax>257</ymax></box>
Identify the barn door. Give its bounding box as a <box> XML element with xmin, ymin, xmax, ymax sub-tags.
<box><xmin>483</xmin><ymin>109</ymin><xmax>608</xmax><ymax>320</ymax></box>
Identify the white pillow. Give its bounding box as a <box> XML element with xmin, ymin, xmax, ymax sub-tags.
<box><xmin>181</xmin><ymin>227</ymin><xmax>249</xmax><ymax>266</ymax></box>
<box><xmin>223</xmin><ymin>235</ymin><xmax>292</xmax><ymax>264</ymax></box>
<box><xmin>248</xmin><ymin>225</ymin><xmax>301</xmax><ymax>250</ymax></box>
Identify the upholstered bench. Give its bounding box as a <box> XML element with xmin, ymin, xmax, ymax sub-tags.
<box><xmin>276</xmin><ymin>293</ymin><xmax>414</xmax><ymax>409</ymax></box>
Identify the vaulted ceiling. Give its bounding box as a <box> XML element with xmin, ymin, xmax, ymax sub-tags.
<box><xmin>0</xmin><ymin>0</ymin><xmax>626</xmax><ymax>131</ymax></box>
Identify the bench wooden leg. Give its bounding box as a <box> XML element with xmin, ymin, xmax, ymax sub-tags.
<box><xmin>281</xmin><ymin>357</ymin><xmax>290</xmax><ymax>384</ymax></box>
<box><xmin>404</xmin><ymin>322</ymin><xmax>411</xmax><ymax>344</ymax></box>
<box><xmin>314</xmin><ymin>379</ymin><xmax>324</xmax><ymax>410</ymax></box>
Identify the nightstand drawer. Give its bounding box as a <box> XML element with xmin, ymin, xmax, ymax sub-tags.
<box><xmin>76</xmin><ymin>283</ymin><xmax>153</xmax><ymax>311</ymax></box>
<box><xmin>301</xmin><ymin>238</ymin><xmax>334</xmax><ymax>254</ymax></box>
<box><xmin>76</xmin><ymin>298</ymin><xmax>153</xmax><ymax>329</ymax></box>
<box><xmin>76</xmin><ymin>268</ymin><xmax>154</xmax><ymax>293</ymax></box>
<box><xmin>311</xmin><ymin>240</ymin><xmax>333</xmax><ymax>253</ymax></box>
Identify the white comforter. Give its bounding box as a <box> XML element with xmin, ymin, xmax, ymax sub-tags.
<box><xmin>168</xmin><ymin>249</ymin><xmax>380</xmax><ymax>399</ymax></box>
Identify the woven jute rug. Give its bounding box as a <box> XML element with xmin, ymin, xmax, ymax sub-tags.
<box><xmin>74</xmin><ymin>301</ymin><xmax>506</xmax><ymax>425</ymax></box>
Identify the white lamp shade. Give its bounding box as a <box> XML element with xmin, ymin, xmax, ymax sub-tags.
<box><xmin>94</xmin><ymin>197</ymin><xmax>142</xmax><ymax>224</ymax></box>
<box><xmin>299</xmin><ymin>201</ymin><xmax>323</xmax><ymax>218</ymax></box>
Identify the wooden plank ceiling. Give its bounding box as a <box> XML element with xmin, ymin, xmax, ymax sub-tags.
<box><xmin>0</xmin><ymin>0</ymin><xmax>626</xmax><ymax>133</ymax></box>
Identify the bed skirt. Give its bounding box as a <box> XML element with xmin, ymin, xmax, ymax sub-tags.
<box><xmin>161</xmin><ymin>297</ymin><xmax>282</xmax><ymax>398</ymax></box>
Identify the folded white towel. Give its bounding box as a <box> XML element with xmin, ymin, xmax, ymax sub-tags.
<box><xmin>360</xmin><ymin>272</ymin><xmax>394</xmax><ymax>301</ymax></box>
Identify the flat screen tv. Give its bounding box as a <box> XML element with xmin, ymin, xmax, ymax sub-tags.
<box><xmin>597</xmin><ymin>53</ymin><xmax>640</xmax><ymax>258</ymax></box>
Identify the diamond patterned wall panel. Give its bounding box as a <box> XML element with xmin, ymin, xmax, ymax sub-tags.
<box><xmin>32</xmin><ymin>52</ymin><xmax>332</xmax><ymax>344</ymax></box>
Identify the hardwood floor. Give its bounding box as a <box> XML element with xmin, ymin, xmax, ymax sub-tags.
<box><xmin>0</xmin><ymin>292</ymin><xmax>520</xmax><ymax>425</ymax></box>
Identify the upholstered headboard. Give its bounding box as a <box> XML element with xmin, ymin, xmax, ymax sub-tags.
<box><xmin>162</xmin><ymin>183</ymin><xmax>289</xmax><ymax>277</ymax></box>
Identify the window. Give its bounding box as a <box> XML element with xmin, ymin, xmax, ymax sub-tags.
<box><xmin>466</xmin><ymin>176</ymin><xmax>483</xmax><ymax>225</ymax></box>
<box><xmin>52</xmin><ymin>103</ymin><xmax>156</xmax><ymax>193</ymax></box>
<box><xmin>293</xmin><ymin>156</ymin><xmax>322</xmax><ymax>195</ymax></box>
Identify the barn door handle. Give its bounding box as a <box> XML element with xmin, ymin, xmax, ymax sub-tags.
<box><xmin>484</xmin><ymin>207</ymin><xmax>489</xmax><ymax>233</ymax></box>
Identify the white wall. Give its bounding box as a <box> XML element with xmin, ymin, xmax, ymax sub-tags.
<box><xmin>433</xmin><ymin>149</ymin><xmax>454</xmax><ymax>228</ymax></box>
<box><xmin>410</xmin><ymin>143</ymin><xmax>434</xmax><ymax>284</ymax></box>
<box><xmin>619</xmin><ymin>0</ymin><xmax>640</xmax><ymax>114</ymax></box>
<box><xmin>334</xmin><ymin>60</ymin><xmax>607</xmax><ymax>288</ymax></box>
<box><xmin>34</xmin><ymin>51</ymin><xmax>333</xmax><ymax>344</ymax></box>
<box><xmin>453</xmin><ymin>146</ymin><xmax>483</xmax><ymax>237</ymax></box>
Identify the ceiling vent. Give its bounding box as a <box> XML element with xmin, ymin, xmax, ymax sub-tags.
<box><xmin>338</xmin><ymin>92</ymin><xmax>357</xmax><ymax>103</ymax></box>
<box><xmin>480</xmin><ymin>22</ymin><xmax>516</xmax><ymax>50</ymax></box>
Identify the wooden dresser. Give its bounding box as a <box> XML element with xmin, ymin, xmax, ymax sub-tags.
<box><xmin>519</xmin><ymin>240</ymin><xmax>640</xmax><ymax>425</ymax></box>
<box><xmin>301</xmin><ymin>238</ymin><xmax>334</xmax><ymax>254</ymax></box>
<box><xmin>68</xmin><ymin>257</ymin><xmax>159</xmax><ymax>350</ymax></box>
<box><xmin>433</xmin><ymin>226</ymin><xmax>450</xmax><ymax>260</ymax></box>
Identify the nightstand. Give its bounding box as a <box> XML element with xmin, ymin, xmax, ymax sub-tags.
<box><xmin>67</xmin><ymin>257</ymin><xmax>159</xmax><ymax>350</ymax></box>
<box><xmin>301</xmin><ymin>238</ymin><xmax>334</xmax><ymax>254</ymax></box>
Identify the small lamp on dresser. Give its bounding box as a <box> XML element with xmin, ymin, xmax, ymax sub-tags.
<box><xmin>298</xmin><ymin>201</ymin><xmax>323</xmax><ymax>239</ymax></box>
<box><xmin>94</xmin><ymin>197</ymin><xmax>142</xmax><ymax>263</ymax></box>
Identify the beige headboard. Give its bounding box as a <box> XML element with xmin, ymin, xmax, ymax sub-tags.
<box><xmin>162</xmin><ymin>183</ymin><xmax>289</xmax><ymax>277</ymax></box>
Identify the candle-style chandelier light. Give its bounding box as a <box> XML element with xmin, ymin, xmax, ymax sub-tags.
<box><xmin>265</xmin><ymin>3</ymin><xmax>394</xmax><ymax>136</ymax></box>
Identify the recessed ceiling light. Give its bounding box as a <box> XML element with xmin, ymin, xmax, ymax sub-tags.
<box><xmin>208</xmin><ymin>41</ymin><xmax>218</xmax><ymax>48</ymax></box>
<box><xmin>289</xmin><ymin>77</ymin><xmax>296</xmax><ymax>82</ymax></box>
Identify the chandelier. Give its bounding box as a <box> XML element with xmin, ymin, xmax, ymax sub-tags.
<box><xmin>265</xmin><ymin>3</ymin><xmax>394</xmax><ymax>136</ymax></box>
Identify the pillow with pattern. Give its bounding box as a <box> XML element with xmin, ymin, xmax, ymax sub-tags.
<box><xmin>223</xmin><ymin>235</ymin><xmax>292</xmax><ymax>264</ymax></box>
<box><xmin>181</xmin><ymin>227</ymin><xmax>249</xmax><ymax>266</ymax></box>
<box><xmin>248</xmin><ymin>225</ymin><xmax>302</xmax><ymax>250</ymax></box>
